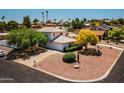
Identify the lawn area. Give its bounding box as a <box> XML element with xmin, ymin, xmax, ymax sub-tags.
<box><xmin>36</xmin><ymin>46</ymin><xmax>122</xmax><ymax>81</ymax></box>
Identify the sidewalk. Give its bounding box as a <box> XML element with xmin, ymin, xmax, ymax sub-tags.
<box><xmin>99</xmin><ymin>40</ymin><xmax>124</xmax><ymax>49</ymax></box>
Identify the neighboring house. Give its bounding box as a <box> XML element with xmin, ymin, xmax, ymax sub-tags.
<box><xmin>0</xmin><ymin>27</ymin><xmax>6</xmax><ymax>33</ymax></box>
<box><xmin>38</xmin><ymin>27</ymin><xmax>76</xmax><ymax>51</ymax></box>
<box><xmin>84</xmin><ymin>23</ymin><xmax>91</xmax><ymax>28</ymax></box>
<box><xmin>91</xmin><ymin>24</ymin><xmax>113</xmax><ymax>39</ymax></box>
<box><xmin>31</xmin><ymin>24</ymin><xmax>42</xmax><ymax>28</ymax></box>
<box><xmin>100</xmin><ymin>24</ymin><xmax>113</xmax><ymax>31</ymax></box>
<box><xmin>93</xmin><ymin>30</ymin><xmax>105</xmax><ymax>40</ymax></box>
<box><xmin>92</xmin><ymin>24</ymin><xmax>113</xmax><ymax>31</ymax></box>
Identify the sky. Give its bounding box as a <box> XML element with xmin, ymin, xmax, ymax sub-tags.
<box><xmin>0</xmin><ymin>9</ymin><xmax>124</xmax><ymax>23</ymax></box>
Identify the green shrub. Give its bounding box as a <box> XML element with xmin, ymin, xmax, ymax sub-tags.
<box><xmin>69</xmin><ymin>43</ymin><xmax>80</xmax><ymax>47</ymax></box>
<box><xmin>63</xmin><ymin>52</ymin><xmax>76</xmax><ymax>63</ymax></box>
<box><xmin>64</xmin><ymin>44</ymin><xmax>82</xmax><ymax>52</ymax></box>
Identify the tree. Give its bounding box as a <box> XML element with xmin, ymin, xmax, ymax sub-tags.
<box><xmin>71</xmin><ymin>18</ymin><xmax>83</xmax><ymax>29</ymax></box>
<box><xmin>46</xmin><ymin>11</ymin><xmax>48</xmax><ymax>23</ymax></box>
<box><xmin>0</xmin><ymin>21</ymin><xmax>6</xmax><ymax>32</ymax></box>
<box><xmin>0</xmin><ymin>21</ymin><xmax>6</xmax><ymax>28</ymax></box>
<box><xmin>6</xmin><ymin>28</ymin><xmax>48</xmax><ymax>49</ymax></box>
<box><xmin>108</xmin><ymin>27</ymin><xmax>124</xmax><ymax>43</ymax></box>
<box><xmin>76</xmin><ymin>29</ymin><xmax>99</xmax><ymax>50</ymax></box>
<box><xmin>64</xmin><ymin>21</ymin><xmax>70</xmax><ymax>27</ymax></box>
<box><xmin>83</xmin><ymin>18</ymin><xmax>87</xmax><ymax>23</ymax></box>
<box><xmin>33</xmin><ymin>19</ymin><xmax>39</xmax><ymax>24</ymax></box>
<box><xmin>118</xmin><ymin>18</ymin><xmax>124</xmax><ymax>25</ymax></box>
<box><xmin>6</xmin><ymin>20</ymin><xmax>18</xmax><ymax>31</ymax></box>
<box><xmin>23</xmin><ymin>16</ymin><xmax>31</xmax><ymax>28</ymax></box>
<box><xmin>68</xmin><ymin>18</ymin><xmax>71</xmax><ymax>22</ymax></box>
<box><xmin>111</xmin><ymin>18</ymin><xmax>118</xmax><ymax>26</ymax></box>
<box><xmin>42</xmin><ymin>12</ymin><xmax>44</xmax><ymax>23</ymax></box>
<box><xmin>1</xmin><ymin>16</ymin><xmax>5</xmax><ymax>22</ymax></box>
<box><xmin>53</xmin><ymin>19</ymin><xmax>57</xmax><ymax>23</ymax></box>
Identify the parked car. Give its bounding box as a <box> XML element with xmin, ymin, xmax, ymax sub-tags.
<box><xmin>0</xmin><ymin>49</ymin><xmax>5</xmax><ymax>57</ymax></box>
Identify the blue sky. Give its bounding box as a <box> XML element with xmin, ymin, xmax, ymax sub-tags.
<box><xmin>0</xmin><ymin>9</ymin><xmax>124</xmax><ymax>23</ymax></box>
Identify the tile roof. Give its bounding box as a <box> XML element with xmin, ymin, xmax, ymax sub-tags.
<box><xmin>38</xmin><ymin>27</ymin><xmax>66</xmax><ymax>33</ymax></box>
<box><xmin>53</xmin><ymin>35</ymin><xmax>76</xmax><ymax>44</ymax></box>
<box><xmin>93</xmin><ymin>30</ymin><xmax>105</xmax><ymax>36</ymax></box>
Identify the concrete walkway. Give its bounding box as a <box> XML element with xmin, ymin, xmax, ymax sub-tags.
<box><xmin>15</xmin><ymin>50</ymin><xmax>59</xmax><ymax>67</ymax></box>
<box><xmin>100</xmin><ymin>40</ymin><xmax>124</xmax><ymax>49</ymax></box>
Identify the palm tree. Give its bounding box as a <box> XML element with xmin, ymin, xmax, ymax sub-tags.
<box><xmin>83</xmin><ymin>18</ymin><xmax>87</xmax><ymax>23</ymax></box>
<box><xmin>46</xmin><ymin>11</ymin><xmax>48</xmax><ymax>23</ymax></box>
<box><xmin>68</xmin><ymin>18</ymin><xmax>71</xmax><ymax>27</ymax></box>
<box><xmin>42</xmin><ymin>12</ymin><xmax>44</xmax><ymax>23</ymax></box>
<box><xmin>1</xmin><ymin>16</ymin><xmax>5</xmax><ymax>22</ymax></box>
<box><xmin>68</xmin><ymin>18</ymin><xmax>71</xmax><ymax>22</ymax></box>
<box><xmin>53</xmin><ymin>19</ymin><xmax>57</xmax><ymax>22</ymax></box>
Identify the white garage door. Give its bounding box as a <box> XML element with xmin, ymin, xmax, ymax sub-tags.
<box><xmin>0</xmin><ymin>40</ymin><xmax>8</xmax><ymax>46</ymax></box>
<box><xmin>46</xmin><ymin>42</ymin><xmax>66</xmax><ymax>51</ymax></box>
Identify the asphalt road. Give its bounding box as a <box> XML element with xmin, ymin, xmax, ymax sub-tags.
<box><xmin>0</xmin><ymin>59</ymin><xmax>70</xmax><ymax>83</ymax></box>
<box><xmin>97</xmin><ymin>51</ymin><xmax>124</xmax><ymax>83</ymax></box>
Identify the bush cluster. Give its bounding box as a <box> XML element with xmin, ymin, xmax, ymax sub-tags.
<box><xmin>64</xmin><ymin>44</ymin><xmax>82</xmax><ymax>52</ymax></box>
<box><xmin>63</xmin><ymin>52</ymin><xmax>76</xmax><ymax>63</ymax></box>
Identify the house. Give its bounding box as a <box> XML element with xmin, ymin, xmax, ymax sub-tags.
<box><xmin>84</xmin><ymin>23</ymin><xmax>91</xmax><ymax>28</ymax></box>
<box><xmin>100</xmin><ymin>24</ymin><xmax>113</xmax><ymax>30</ymax></box>
<box><xmin>93</xmin><ymin>30</ymin><xmax>105</xmax><ymax>40</ymax></box>
<box><xmin>91</xmin><ymin>24</ymin><xmax>113</xmax><ymax>31</ymax></box>
<box><xmin>0</xmin><ymin>27</ymin><xmax>6</xmax><ymax>33</ymax></box>
<box><xmin>38</xmin><ymin>27</ymin><xmax>76</xmax><ymax>51</ymax></box>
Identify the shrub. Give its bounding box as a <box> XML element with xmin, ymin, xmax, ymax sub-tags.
<box><xmin>79</xmin><ymin>48</ymin><xmax>97</xmax><ymax>56</ymax></box>
<box><xmin>63</xmin><ymin>52</ymin><xmax>76</xmax><ymax>63</ymax></box>
<box><xmin>64</xmin><ymin>44</ymin><xmax>82</xmax><ymax>52</ymax></box>
<box><xmin>69</xmin><ymin>43</ymin><xmax>80</xmax><ymax>47</ymax></box>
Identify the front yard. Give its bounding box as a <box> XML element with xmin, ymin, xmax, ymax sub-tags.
<box><xmin>36</xmin><ymin>46</ymin><xmax>122</xmax><ymax>81</ymax></box>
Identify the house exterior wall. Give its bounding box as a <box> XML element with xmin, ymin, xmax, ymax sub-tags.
<box><xmin>0</xmin><ymin>40</ymin><xmax>8</xmax><ymax>46</ymax></box>
<box><xmin>46</xmin><ymin>42</ymin><xmax>69</xmax><ymax>51</ymax></box>
<box><xmin>44</xmin><ymin>32</ymin><xmax>66</xmax><ymax>41</ymax></box>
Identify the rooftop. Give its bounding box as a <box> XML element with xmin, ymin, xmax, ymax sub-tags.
<box><xmin>0</xmin><ymin>33</ymin><xmax>9</xmax><ymax>36</ymax></box>
<box><xmin>93</xmin><ymin>30</ymin><xmax>105</xmax><ymax>36</ymax></box>
<box><xmin>38</xmin><ymin>27</ymin><xmax>66</xmax><ymax>33</ymax></box>
<box><xmin>53</xmin><ymin>35</ymin><xmax>76</xmax><ymax>44</ymax></box>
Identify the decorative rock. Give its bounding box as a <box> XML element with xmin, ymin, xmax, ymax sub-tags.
<box><xmin>73</xmin><ymin>64</ymin><xmax>80</xmax><ymax>69</ymax></box>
